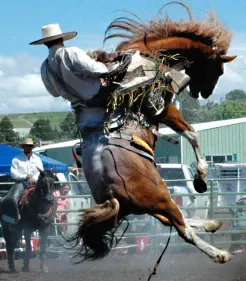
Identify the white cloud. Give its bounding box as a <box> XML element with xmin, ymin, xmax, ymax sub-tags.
<box><xmin>0</xmin><ymin>53</ymin><xmax>71</xmax><ymax>115</ymax></box>
<box><xmin>0</xmin><ymin>32</ymin><xmax>245</xmax><ymax>115</ymax></box>
<box><xmin>212</xmin><ymin>32</ymin><xmax>246</xmax><ymax>101</ymax></box>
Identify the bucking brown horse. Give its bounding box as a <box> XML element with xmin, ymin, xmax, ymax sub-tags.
<box><xmin>103</xmin><ymin>2</ymin><xmax>236</xmax><ymax>193</ymax></box>
<box><xmin>70</xmin><ymin>2</ymin><xmax>236</xmax><ymax>267</ymax></box>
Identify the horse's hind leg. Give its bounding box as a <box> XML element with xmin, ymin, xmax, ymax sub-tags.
<box><xmin>153</xmin><ymin>214</ymin><xmax>222</xmax><ymax>233</ymax></box>
<box><xmin>22</xmin><ymin>229</ymin><xmax>32</xmax><ymax>272</ymax></box>
<box><xmin>154</xmin><ymin>197</ymin><xmax>232</xmax><ymax>263</ymax></box>
<box><xmin>185</xmin><ymin>218</ymin><xmax>222</xmax><ymax>233</ymax></box>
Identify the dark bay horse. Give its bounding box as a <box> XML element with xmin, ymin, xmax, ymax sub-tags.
<box><xmin>103</xmin><ymin>2</ymin><xmax>236</xmax><ymax>193</ymax></box>
<box><xmin>68</xmin><ymin>3</ymin><xmax>235</xmax><ymax>269</ymax></box>
<box><xmin>0</xmin><ymin>169</ymin><xmax>56</xmax><ymax>273</ymax></box>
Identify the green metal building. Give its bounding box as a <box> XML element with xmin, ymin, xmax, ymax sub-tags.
<box><xmin>34</xmin><ymin>117</ymin><xmax>246</xmax><ymax>167</ymax></box>
<box><xmin>154</xmin><ymin>117</ymin><xmax>246</xmax><ymax>165</ymax></box>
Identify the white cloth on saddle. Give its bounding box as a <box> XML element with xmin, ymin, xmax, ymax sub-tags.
<box><xmin>10</xmin><ymin>152</ymin><xmax>43</xmax><ymax>181</ymax></box>
<box><xmin>119</xmin><ymin>50</ymin><xmax>157</xmax><ymax>90</ymax></box>
<box><xmin>41</xmin><ymin>45</ymin><xmax>108</xmax><ymax>128</ymax></box>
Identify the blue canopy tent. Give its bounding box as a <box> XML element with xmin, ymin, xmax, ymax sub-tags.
<box><xmin>0</xmin><ymin>144</ymin><xmax>68</xmax><ymax>175</ymax></box>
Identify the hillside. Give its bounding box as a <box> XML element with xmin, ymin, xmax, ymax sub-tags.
<box><xmin>0</xmin><ymin>111</ymin><xmax>70</xmax><ymax>129</ymax></box>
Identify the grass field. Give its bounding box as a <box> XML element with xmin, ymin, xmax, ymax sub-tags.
<box><xmin>0</xmin><ymin>111</ymin><xmax>71</xmax><ymax>129</ymax></box>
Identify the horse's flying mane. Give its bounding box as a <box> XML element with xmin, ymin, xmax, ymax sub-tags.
<box><xmin>104</xmin><ymin>1</ymin><xmax>232</xmax><ymax>55</ymax></box>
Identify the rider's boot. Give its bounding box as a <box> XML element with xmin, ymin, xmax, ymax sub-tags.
<box><xmin>1</xmin><ymin>182</ymin><xmax>24</xmax><ymax>224</ymax></box>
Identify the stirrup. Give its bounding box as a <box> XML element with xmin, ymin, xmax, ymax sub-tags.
<box><xmin>2</xmin><ymin>214</ymin><xmax>16</xmax><ymax>224</ymax></box>
<box><xmin>166</xmin><ymin>69</ymin><xmax>190</xmax><ymax>94</ymax></box>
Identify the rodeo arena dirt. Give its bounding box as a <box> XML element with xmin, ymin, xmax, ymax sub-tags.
<box><xmin>1</xmin><ymin>241</ymin><xmax>246</xmax><ymax>281</ymax></box>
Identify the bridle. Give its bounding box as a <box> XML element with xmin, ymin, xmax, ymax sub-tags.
<box><xmin>21</xmin><ymin>176</ymin><xmax>54</xmax><ymax>223</ymax></box>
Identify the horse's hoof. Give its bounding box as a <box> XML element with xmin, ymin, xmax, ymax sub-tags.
<box><xmin>204</xmin><ymin>219</ymin><xmax>223</xmax><ymax>233</ymax></box>
<box><xmin>213</xmin><ymin>251</ymin><xmax>233</xmax><ymax>264</ymax></box>
<box><xmin>41</xmin><ymin>266</ymin><xmax>49</xmax><ymax>273</ymax></box>
<box><xmin>193</xmin><ymin>176</ymin><xmax>207</xmax><ymax>193</ymax></box>
<box><xmin>21</xmin><ymin>266</ymin><xmax>30</xmax><ymax>272</ymax></box>
<box><xmin>9</xmin><ymin>267</ymin><xmax>17</xmax><ymax>273</ymax></box>
<box><xmin>8</xmin><ymin>263</ymin><xmax>17</xmax><ymax>273</ymax></box>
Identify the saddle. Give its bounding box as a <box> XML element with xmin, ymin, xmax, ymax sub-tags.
<box><xmin>19</xmin><ymin>186</ymin><xmax>36</xmax><ymax>206</ymax></box>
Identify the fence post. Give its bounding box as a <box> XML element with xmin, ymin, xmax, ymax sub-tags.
<box><xmin>210</xmin><ymin>179</ymin><xmax>215</xmax><ymax>245</ymax></box>
<box><xmin>210</xmin><ymin>179</ymin><xmax>214</xmax><ymax>219</ymax></box>
<box><xmin>151</xmin><ymin>216</ymin><xmax>157</xmax><ymax>254</ymax></box>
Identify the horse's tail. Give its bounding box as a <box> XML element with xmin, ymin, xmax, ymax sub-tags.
<box><xmin>68</xmin><ymin>198</ymin><xmax>121</xmax><ymax>261</ymax></box>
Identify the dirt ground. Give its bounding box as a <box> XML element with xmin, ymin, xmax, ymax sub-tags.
<box><xmin>0</xmin><ymin>249</ymin><xmax>246</xmax><ymax>281</ymax></box>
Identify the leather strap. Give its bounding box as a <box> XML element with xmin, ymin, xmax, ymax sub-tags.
<box><xmin>109</xmin><ymin>133</ymin><xmax>155</xmax><ymax>162</ymax></box>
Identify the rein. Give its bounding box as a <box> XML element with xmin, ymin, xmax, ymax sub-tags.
<box><xmin>23</xmin><ymin>197</ymin><xmax>52</xmax><ymax>222</ymax></box>
<box><xmin>147</xmin><ymin>226</ymin><xmax>172</xmax><ymax>281</ymax></box>
<box><xmin>20</xmin><ymin>182</ymin><xmax>53</xmax><ymax>223</ymax></box>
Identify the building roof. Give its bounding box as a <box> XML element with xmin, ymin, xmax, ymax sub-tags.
<box><xmin>156</xmin><ymin>163</ymin><xmax>184</xmax><ymax>168</ymax></box>
<box><xmin>34</xmin><ymin>139</ymin><xmax>81</xmax><ymax>151</ymax></box>
<box><xmin>33</xmin><ymin>117</ymin><xmax>246</xmax><ymax>149</ymax></box>
<box><xmin>159</xmin><ymin>117</ymin><xmax>246</xmax><ymax>136</ymax></box>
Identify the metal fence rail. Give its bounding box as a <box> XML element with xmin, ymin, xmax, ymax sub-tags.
<box><xmin>0</xmin><ymin>178</ymin><xmax>246</xmax><ymax>253</ymax></box>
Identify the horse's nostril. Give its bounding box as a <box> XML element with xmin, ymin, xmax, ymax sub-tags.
<box><xmin>190</xmin><ymin>91</ymin><xmax>199</xmax><ymax>99</ymax></box>
<box><xmin>201</xmin><ymin>91</ymin><xmax>212</xmax><ymax>99</ymax></box>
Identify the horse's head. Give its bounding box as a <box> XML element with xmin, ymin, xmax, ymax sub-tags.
<box><xmin>36</xmin><ymin>168</ymin><xmax>55</xmax><ymax>200</ymax></box>
<box><xmin>186</xmin><ymin>54</ymin><xmax>237</xmax><ymax>99</ymax></box>
<box><xmin>104</xmin><ymin>3</ymin><xmax>237</xmax><ymax>100</ymax></box>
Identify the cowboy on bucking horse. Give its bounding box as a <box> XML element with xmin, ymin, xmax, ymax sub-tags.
<box><xmin>30</xmin><ymin>23</ymin><xmax>187</xmax><ymax>140</ymax></box>
<box><xmin>29</xmin><ymin>4</ymin><xmax>236</xmax><ymax>268</ymax></box>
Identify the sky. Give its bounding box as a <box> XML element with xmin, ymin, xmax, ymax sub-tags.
<box><xmin>0</xmin><ymin>0</ymin><xmax>246</xmax><ymax>114</ymax></box>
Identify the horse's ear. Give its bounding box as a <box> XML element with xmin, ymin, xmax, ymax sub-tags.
<box><xmin>221</xmin><ymin>55</ymin><xmax>237</xmax><ymax>63</ymax></box>
<box><xmin>50</xmin><ymin>167</ymin><xmax>56</xmax><ymax>173</ymax></box>
<box><xmin>37</xmin><ymin>166</ymin><xmax>44</xmax><ymax>176</ymax></box>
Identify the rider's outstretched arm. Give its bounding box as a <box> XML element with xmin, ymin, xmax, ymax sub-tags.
<box><xmin>66</xmin><ymin>47</ymin><xmax>108</xmax><ymax>77</ymax></box>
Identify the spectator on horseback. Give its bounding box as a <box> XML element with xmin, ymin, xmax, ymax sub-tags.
<box><xmin>10</xmin><ymin>138</ymin><xmax>43</xmax><ymax>189</ymax></box>
<box><xmin>30</xmin><ymin>23</ymin><xmax>109</xmax><ymax>133</ymax></box>
<box><xmin>4</xmin><ymin>138</ymin><xmax>44</xmax><ymax>223</ymax></box>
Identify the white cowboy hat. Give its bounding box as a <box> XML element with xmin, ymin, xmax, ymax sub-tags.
<box><xmin>20</xmin><ymin>138</ymin><xmax>35</xmax><ymax>147</ymax></box>
<box><xmin>29</xmin><ymin>23</ymin><xmax>77</xmax><ymax>45</ymax></box>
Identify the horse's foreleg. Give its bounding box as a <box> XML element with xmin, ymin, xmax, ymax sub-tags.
<box><xmin>158</xmin><ymin>103</ymin><xmax>208</xmax><ymax>193</ymax></box>
<box><xmin>153</xmin><ymin>214</ymin><xmax>222</xmax><ymax>233</ymax></box>
<box><xmin>181</xmin><ymin>129</ymin><xmax>208</xmax><ymax>193</ymax></box>
<box><xmin>22</xmin><ymin>229</ymin><xmax>32</xmax><ymax>272</ymax></box>
<box><xmin>1</xmin><ymin>222</ymin><xmax>19</xmax><ymax>273</ymax></box>
<box><xmin>39</xmin><ymin>230</ymin><xmax>48</xmax><ymax>273</ymax></box>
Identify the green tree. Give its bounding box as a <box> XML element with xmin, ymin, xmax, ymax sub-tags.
<box><xmin>0</xmin><ymin>132</ymin><xmax>6</xmax><ymax>143</ymax></box>
<box><xmin>198</xmin><ymin>101</ymin><xmax>218</xmax><ymax>122</ymax></box>
<box><xmin>215</xmin><ymin>100</ymin><xmax>246</xmax><ymax>120</ymax></box>
<box><xmin>0</xmin><ymin>119</ymin><xmax>6</xmax><ymax>143</ymax></box>
<box><xmin>0</xmin><ymin>116</ymin><xmax>20</xmax><ymax>144</ymax></box>
<box><xmin>59</xmin><ymin>112</ymin><xmax>77</xmax><ymax>139</ymax></box>
<box><xmin>225</xmin><ymin>89</ymin><xmax>246</xmax><ymax>101</ymax></box>
<box><xmin>30</xmin><ymin>119</ymin><xmax>57</xmax><ymax>141</ymax></box>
